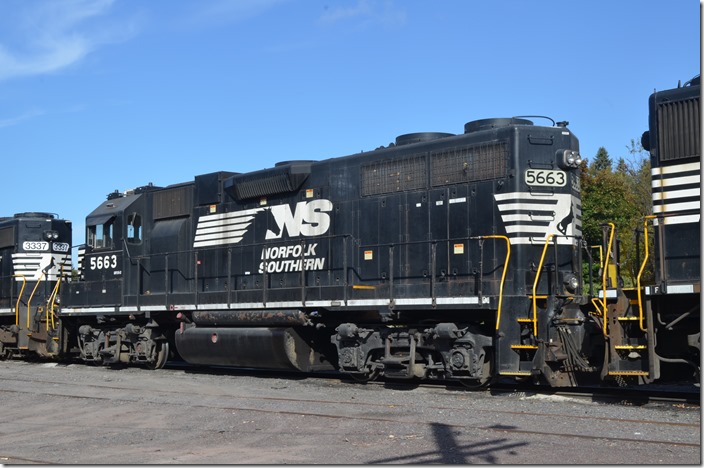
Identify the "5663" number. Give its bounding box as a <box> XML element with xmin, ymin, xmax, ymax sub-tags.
<box><xmin>90</xmin><ymin>254</ymin><xmax>117</xmax><ymax>270</ymax></box>
<box><xmin>525</xmin><ymin>169</ymin><xmax>566</xmax><ymax>187</ymax></box>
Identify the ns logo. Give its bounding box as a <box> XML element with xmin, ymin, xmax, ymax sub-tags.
<box><xmin>265</xmin><ymin>199</ymin><xmax>333</xmax><ymax>240</ymax></box>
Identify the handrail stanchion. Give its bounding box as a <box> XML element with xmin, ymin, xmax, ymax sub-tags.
<box><xmin>12</xmin><ymin>275</ymin><xmax>27</xmax><ymax>327</ymax></box>
<box><xmin>472</xmin><ymin>236</ymin><xmax>511</xmax><ymax>331</ymax></box>
<box><xmin>532</xmin><ymin>234</ymin><xmax>555</xmax><ymax>337</ymax></box>
<box><xmin>636</xmin><ymin>216</ymin><xmax>656</xmax><ymax>333</ymax></box>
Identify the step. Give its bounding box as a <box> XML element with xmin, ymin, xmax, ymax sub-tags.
<box><xmin>516</xmin><ymin>318</ymin><xmax>534</xmax><ymax>323</ymax></box>
<box><xmin>608</xmin><ymin>370</ymin><xmax>649</xmax><ymax>376</ymax></box>
<box><xmin>511</xmin><ymin>344</ymin><xmax>538</xmax><ymax>350</ymax></box>
<box><xmin>617</xmin><ymin>316</ymin><xmax>640</xmax><ymax>321</ymax></box>
<box><xmin>499</xmin><ymin>371</ymin><xmax>532</xmax><ymax>377</ymax></box>
<box><xmin>614</xmin><ymin>345</ymin><xmax>647</xmax><ymax>350</ymax></box>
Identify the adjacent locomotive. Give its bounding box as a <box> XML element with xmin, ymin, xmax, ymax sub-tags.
<box><xmin>60</xmin><ymin>116</ymin><xmax>595</xmax><ymax>387</ymax></box>
<box><xmin>639</xmin><ymin>74</ymin><xmax>701</xmax><ymax>380</ymax></box>
<box><xmin>0</xmin><ymin>212</ymin><xmax>72</xmax><ymax>358</ymax></box>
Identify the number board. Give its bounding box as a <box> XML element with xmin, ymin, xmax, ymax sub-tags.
<box><xmin>23</xmin><ymin>241</ymin><xmax>49</xmax><ymax>251</ymax></box>
<box><xmin>525</xmin><ymin>169</ymin><xmax>566</xmax><ymax>187</ymax></box>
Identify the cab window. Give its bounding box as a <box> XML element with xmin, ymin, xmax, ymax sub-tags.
<box><xmin>87</xmin><ymin>219</ymin><xmax>114</xmax><ymax>249</ymax></box>
<box><xmin>127</xmin><ymin>213</ymin><xmax>142</xmax><ymax>244</ymax></box>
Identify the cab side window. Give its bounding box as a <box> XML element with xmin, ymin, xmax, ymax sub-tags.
<box><xmin>87</xmin><ymin>219</ymin><xmax>114</xmax><ymax>249</ymax></box>
<box><xmin>127</xmin><ymin>213</ymin><xmax>142</xmax><ymax>244</ymax></box>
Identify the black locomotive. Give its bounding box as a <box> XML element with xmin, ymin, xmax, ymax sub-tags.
<box><xmin>0</xmin><ymin>77</ymin><xmax>699</xmax><ymax>389</ymax></box>
<box><xmin>59</xmin><ymin>116</ymin><xmax>594</xmax><ymax>387</ymax></box>
<box><xmin>639</xmin><ymin>74</ymin><xmax>701</xmax><ymax>380</ymax></box>
<box><xmin>0</xmin><ymin>212</ymin><xmax>72</xmax><ymax>358</ymax></box>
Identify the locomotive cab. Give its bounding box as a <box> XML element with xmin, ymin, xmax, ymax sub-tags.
<box><xmin>62</xmin><ymin>184</ymin><xmax>178</xmax><ymax>368</ymax></box>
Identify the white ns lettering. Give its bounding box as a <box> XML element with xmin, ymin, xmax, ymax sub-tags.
<box><xmin>265</xmin><ymin>199</ymin><xmax>333</xmax><ymax>239</ymax></box>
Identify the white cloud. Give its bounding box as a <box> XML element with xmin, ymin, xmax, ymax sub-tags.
<box><xmin>175</xmin><ymin>0</ymin><xmax>288</xmax><ymax>30</ymax></box>
<box><xmin>319</xmin><ymin>0</ymin><xmax>373</xmax><ymax>23</ymax></box>
<box><xmin>0</xmin><ymin>109</ymin><xmax>46</xmax><ymax>128</ymax></box>
<box><xmin>0</xmin><ymin>0</ymin><xmax>140</xmax><ymax>82</ymax></box>
<box><xmin>319</xmin><ymin>0</ymin><xmax>406</xmax><ymax>28</ymax></box>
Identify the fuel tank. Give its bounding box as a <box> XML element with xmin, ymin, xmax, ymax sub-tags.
<box><xmin>174</xmin><ymin>326</ymin><xmax>320</xmax><ymax>371</ymax></box>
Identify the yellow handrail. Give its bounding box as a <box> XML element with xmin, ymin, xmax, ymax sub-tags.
<box><xmin>26</xmin><ymin>271</ymin><xmax>46</xmax><ymax>329</ymax></box>
<box><xmin>47</xmin><ymin>264</ymin><xmax>65</xmax><ymax>331</ymax></box>
<box><xmin>588</xmin><ymin>245</ymin><xmax>604</xmax><ymax>316</ymax></box>
<box><xmin>531</xmin><ymin>234</ymin><xmax>555</xmax><ymax>337</ymax></box>
<box><xmin>600</xmin><ymin>223</ymin><xmax>615</xmax><ymax>336</ymax></box>
<box><xmin>12</xmin><ymin>274</ymin><xmax>27</xmax><ymax>327</ymax></box>
<box><xmin>477</xmin><ymin>235</ymin><xmax>511</xmax><ymax>331</ymax></box>
<box><xmin>636</xmin><ymin>216</ymin><xmax>656</xmax><ymax>333</ymax></box>
<box><xmin>591</xmin><ymin>245</ymin><xmax>604</xmax><ymax>269</ymax></box>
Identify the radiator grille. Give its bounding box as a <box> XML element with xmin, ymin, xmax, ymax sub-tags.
<box><xmin>431</xmin><ymin>141</ymin><xmax>508</xmax><ymax>186</ymax></box>
<box><xmin>234</xmin><ymin>171</ymin><xmax>296</xmax><ymax>200</ymax></box>
<box><xmin>361</xmin><ymin>154</ymin><xmax>427</xmax><ymax>196</ymax></box>
<box><xmin>657</xmin><ymin>96</ymin><xmax>700</xmax><ymax>162</ymax></box>
<box><xmin>226</xmin><ymin>162</ymin><xmax>311</xmax><ymax>201</ymax></box>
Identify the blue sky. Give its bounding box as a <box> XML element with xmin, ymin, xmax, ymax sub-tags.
<box><xmin>0</xmin><ymin>0</ymin><xmax>700</xmax><ymax>248</ymax></box>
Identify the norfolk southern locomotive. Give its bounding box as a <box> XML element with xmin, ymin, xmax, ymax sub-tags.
<box><xmin>0</xmin><ymin>213</ymin><xmax>71</xmax><ymax>358</ymax></box>
<box><xmin>640</xmin><ymin>74</ymin><xmax>701</xmax><ymax>380</ymax></box>
<box><xmin>60</xmin><ymin>115</ymin><xmax>593</xmax><ymax>387</ymax></box>
<box><xmin>0</xmin><ymin>77</ymin><xmax>699</xmax><ymax>389</ymax></box>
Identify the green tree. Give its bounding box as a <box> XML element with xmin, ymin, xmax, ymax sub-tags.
<box><xmin>580</xmin><ymin>142</ymin><xmax>651</xmax><ymax>287</ymax></box>
<box><xmin>591</xmin><ymin>147</ymin><xmax>613</xmax><ymax>173</ymax></box>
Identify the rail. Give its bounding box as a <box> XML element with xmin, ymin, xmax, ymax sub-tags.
<box><xmin>46</xmin><ymin>263</ymin><xmax>65</xmax><ymax>330</ymax></box>
<box><xmin>472</xmin><ymin>235</ymin><xmax>511</xmax><ymax>331</ymax></box>
<box><xmin>635</xmin><ymin>215</ymin><xmax>657</xmax><ymax>333</ymax></box>
<box><xmin>95</xmin><ymin>233</ymin><xmax>511</xmax><ymax>315</ymax></box>
<box><xmin>26</xmin><ymin>272</ymin><xmax>46</xmax><ymax>329</ymax></box>
<box><xmin>12</xmin><ymin>274</ymin><xmax>27</xmax><ymax>327</ymax></box>
<box><xmin>531</xmin><ymin>234</ymin><xmax>555</xmax><ymax>337</ymax></box>
<box><xmin>590</xmin><ymin>223</ymin><xmax>615</xmax><ymax>336</ymax></box>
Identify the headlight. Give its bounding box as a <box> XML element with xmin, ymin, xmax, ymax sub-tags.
<box><xmin>43</xmin><ymin>230</ymin><xmax>59</xmax><ymax>241</ymax></box>
<box><xmin>557</xmin><ymin>149</ymin><xmax>582</xmax><ymax>169</ymax></box>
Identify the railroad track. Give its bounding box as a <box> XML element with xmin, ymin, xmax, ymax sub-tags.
<box><xmin>164</xmin><ymin>360</ymin><xmax>701</xmax><ymax>407</ymax></box>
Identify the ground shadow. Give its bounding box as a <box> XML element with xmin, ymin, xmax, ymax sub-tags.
<box><xmin>369</xmin><ymin>422</ymin><xmax>528</xmax><ymax>464</ymax></box>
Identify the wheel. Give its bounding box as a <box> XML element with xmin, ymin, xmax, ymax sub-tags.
<box><xmin>458</xmin><ymin>375</ymin><xmax>491</xmax><ymax>389</ymax></box>
<box><xmin>146</xmin><ymin>341</ymin><xmax>169</xmax><ymax>370</ymax></box>
<box><xmin>459</xmin><ymin>350</ymin><xmax>493</xmax><ymax>389</ymax></box>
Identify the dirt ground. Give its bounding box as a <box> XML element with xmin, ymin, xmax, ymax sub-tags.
<box><xmin>0</xmin><ymin>361</ymin><xmax>699</xmax><ymax>464</ymax></box>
